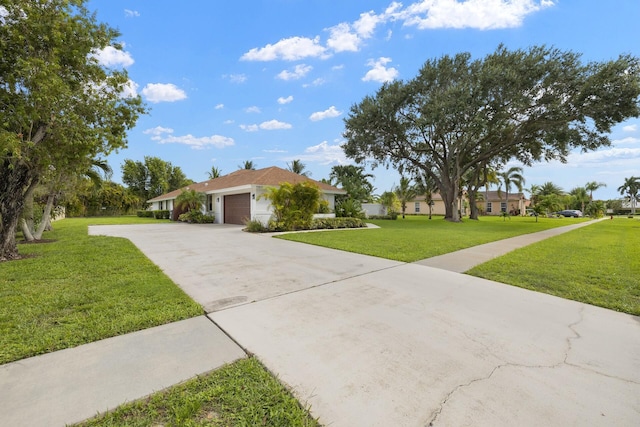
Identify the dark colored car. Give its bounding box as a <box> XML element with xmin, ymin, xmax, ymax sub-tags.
<box><xmin>556</xmin><ymin>210</ymin><xmax>583</xmax><ymax>217</ymax></box>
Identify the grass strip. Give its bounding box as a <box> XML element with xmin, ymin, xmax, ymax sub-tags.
<box><xmin>74</xmin><ymin>357</ymin><xmax>320</xmax><ymax>427</ymax></box>
<box><xmin>277</xmin><ymin>215</ymin><xmax>589</xmax><ymax>262</ymax></box>
<box><xmin>467</xmin><ymin>218</ymin><xmax>640</xmax><ymax>315</ymax></box>
<box><xmin>0</xmin><ymin>217</ymin><xmax>203</xmax><ymax>364</ymax></box>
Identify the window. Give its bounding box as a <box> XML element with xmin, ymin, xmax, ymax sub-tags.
<box><xmin>486</xmin><ymin>202</ymin><xmax>492</xmax><ymax>213</ymax></box>
<box><xmin>415</xmin><ymin>202</ymin><xmax>420</xmax><ymax>213</ymax></box>
<box><xmin>159</xmin><ymin>201</ymin><xmax>164</xmax><ymax>210</ymax></box>
<box><xmin>501</xmin><ymin>202</ymin><xmax>507</xmax><ymax>212</ymax></box>
<box><xmin>207</xmin><ymin>194</ymin><xmax>213</xmax><ymax>211</ymax></box>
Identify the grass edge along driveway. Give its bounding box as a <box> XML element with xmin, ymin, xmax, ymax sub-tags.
<box><xmin>0</xmin><ymin>217</ymin><xmax>203</xmax><ymax>364</ymax></box>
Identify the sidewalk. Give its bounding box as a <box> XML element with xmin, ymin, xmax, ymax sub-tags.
<box><xmin>415</xmin><ymin>218</ymin><xmax>604</xmax><ymax>272</ymax></box>
<box><xmin>0</xmin><ymin>316</ymin><xmax>245</xmax><ymax>427</ymax></box>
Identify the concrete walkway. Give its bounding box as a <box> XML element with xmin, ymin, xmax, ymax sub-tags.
<box><xmin>1</xmin><ymin>219</ymin><xmax>638</xmax><ymax>426</ymax></box>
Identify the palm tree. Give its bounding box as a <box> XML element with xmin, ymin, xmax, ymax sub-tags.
<box><xmin>538</xmin><ymin>181</ymin><xmax>564</xmax><ymax>196</ymax></box>
<box><xmin>207</xmin><ymin>166</ymin><xmax>222</xmax><ymax>179</ymax></box>
<box><xmin>238</xmin><ymin>160</ymin><xmax>256</xmax><ymax>170</ymax></box>
<box><xmin>414</xmin><ymin>173</ymin><xmax>437</xmax><ymax>219</ymax></box>
<box><xmin>526</xmin><ymin>184</ymin><xmax>541</xmax><ymax>206</ymax></box>
<box><xmin>570</xmin><ymin>186</ymin><xmax>589</xmax><ymax>213</ymax></box>
<box><xmin>394</xmin><ymin>177</ymin><xmax>417</xmax><ymax>219</ymax></box>
<box><xmin>585</xmin><ymin>181</ymin><xmax>606</xmax><ymax>201</ymax></box>
<box><xmin>497</xmin><ymin>166</ymin><xmax>525</xmax><ymax>214</ymax></box>
<box><xmin>286</xmin><ymin>159</ymin><xmax>310</xmax><ymax>177</ymax></box>
<box><xmin>329</xmin><ymin>165</ymin><xmax>375</xmax><ymax>202</ymax></box>
<box><xmin>175</xmin><ymin>189</ymin><xmax>205</xmax><ymax>212</ymax></box>
<box><xmin>617</xmin><ymin>176</ymin><xmax>640</xmax><ymax>215</ymax></box>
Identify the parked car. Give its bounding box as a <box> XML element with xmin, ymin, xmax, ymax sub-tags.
<box><xmin>555</xmin><ymin>210</ymin><xmax>583</xmax><ymax>217</ymax></box>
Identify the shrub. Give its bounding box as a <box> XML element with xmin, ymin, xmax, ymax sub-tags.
<box><xmin>244</xmin><ymin>219</ymin><xmax>267</xmax><ymax>232</ymax></box>
<box><xmin>335</xmin><ymin>197</ymin><xmax>364</xmax><ymax>218</ymax></box>
<box><xmin>152</xmin><ymin>210</ymin><xmax>170</xmax><ymax>219</ymax></box>
<box><xmin>137</xmin><ymin>210</ymin><xmax>154</xmax><ymax>218</ymax></box>
<box><xmin>310</xmin><ymin>217</ymin><xmax>367</xmax><ymax>230</ymax></box>
<box><xmin>263</xmin><ymin>182</ymin><xmax>322</xmax><ymax>230</ymax></box>
<box><xmin>178</xmin><ymin>211</ymin><xmax>215</xmax><ymax>224</ymax></box>
<box><xmin>317</xmin><ymin>199</ymin><xmax>331</xmax><ymax>214</ymax></box>
<box><xmin>368</xmin><ymin>212</ymin><xmax>398</xmax><ymax>220</ymax></box>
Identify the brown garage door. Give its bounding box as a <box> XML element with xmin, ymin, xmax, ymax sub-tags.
<box><xmin>224</xmin><ymin>193</ymin><xmax>251</xmax><ymax>224</ymax></box>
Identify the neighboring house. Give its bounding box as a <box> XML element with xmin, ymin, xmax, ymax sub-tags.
<box><xmin>481</xmin><ymin>191</ymin><xmax>529</xmax><ymax>216</ymax></box>
<box><xmin>402</xmin><ymin>191</ymin><xmax>530</xmax><ymax>217</ymax></box>
<box><xmin>403</xmin><ymin>193</ymin><xmax>450</xmax><ymax>216</ymax></box>
<box><xmin>147</xmin><ymin>166</ymin><xmax>346</xmax><ymax>225</ymax></box>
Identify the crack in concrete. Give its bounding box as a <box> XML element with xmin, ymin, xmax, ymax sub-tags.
<box><xmin>427</xmin><ymin>305</ymin><xmax>593</xmax><ymax>426</ymax></box>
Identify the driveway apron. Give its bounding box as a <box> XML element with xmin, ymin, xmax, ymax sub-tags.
<box><xmin>91</xmin><ymin>223</ymin><xmax>640</xmax><ymax>427</ymax></box>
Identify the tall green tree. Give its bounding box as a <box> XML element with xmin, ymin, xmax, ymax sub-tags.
<box><xmin>0</xmin><ymin>0</ymin><xmax>146</xmax><ymax>260</ymax></box>
<box><xmin>207</xmin><ymin>166</ymin><xmax>222</xmax><ymax>179</ymax></box>
<box><xmin>570</xmin><ymin>186</ymin><xmax>589</xmax><ymax>213</ymax></box>
<box><xmin>343</xmin><ymin>45</ymin><xmax>640</xmax><ymax>222</ymax></box>
<box><xmin>538</xmin><ymin>181</ymin><xmax>564</xmax><ymax>196</ymax></box>
<box><xmin>328</xmin><ymin>165</ymin><xmax>375</xmax><ymax>202</ymax></box>
<box><xmin>585</xmin><ymin>181</ymin><xmax>606</xmax><ymax>200</ymax></box>
<box><xmin>618</xmin><ymin>176</ymin><xmax>639</xmax><ymax>215</ymax></box>
<box><xmin>286</xmin><ymin>159</ymin><xmax>311</xmax><ymax>177</ymax></box>
<box><xmin>497</xmin><ymin>166</ymin><xmax>525</xmax><ymax>214</ymax></box>
<box><xmin>122</xmin><ymin>156</ymin><xmax>192</xmax><ymax>201</ymax></box>
<box><xmin>394</xmin><ymin>177</ymin><xmax>417</xmax><ymax>219</ymax></box>
<box><xmin>239</xmin><ymin>160</ymin><xmax>257</xmax><ymax>170</ymax></box>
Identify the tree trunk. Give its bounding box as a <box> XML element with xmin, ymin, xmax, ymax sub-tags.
<box><xmin>468</xmin><ymin>189</ymin><xmax>480</xmax><ymax>220</ymax></box>
<box><xmin>0</xmin><ymin>163</ymin><xmax>36</xmax><ymax>260</ymax></box>
<box><xmin>441</xmin><ymin>185</ymin><xmax>460</xmax><ymax>222</ymax></box>
<box><xmin>20</xmin><ymin>218</ymin><xmax>35</xmax><ymax>241</ymax></box>
<box><xmin>33</xmin><ymin>193</ymin><xmax>55</xmax><ymax>240</ymax></box>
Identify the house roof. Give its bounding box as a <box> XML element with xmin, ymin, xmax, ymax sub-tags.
<box><xmin>148</xmin><ymin>166</ymin><xmax>346</xmax><ymax>202</ymax></box>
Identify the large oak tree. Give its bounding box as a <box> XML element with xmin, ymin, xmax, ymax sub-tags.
<box><xmin>0</xmin><ymin>0</ymin><xmax>146</xmax><ymax>260</ymax></box>
<box><xmin>343</xmin><ymin>45</ymin><xmax>640</xmax><ymax>221</ymax></box>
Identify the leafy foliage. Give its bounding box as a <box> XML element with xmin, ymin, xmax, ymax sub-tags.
<box><xmin>175</xmin><ymin>189</ymin><xmax>205</xmax><ymax>213</ymax></box>
<box><xmin>263</xmin><ymin>182</ymin><xmax>322</xmax><ymax>230</ymax></box>
<box><xmin>122</xmin><ymin>156</ymin><xmax>193</xmax><ymax>201</ymax></box>
<box><xmin>177</xmin><ymin>211</ymin><xmax>215</xmax><ymax>224</ymax></box>
<box><xmin>343</xmin><ymin>45</ymin><xmax>640</xmax><ymax>222</ymax></box>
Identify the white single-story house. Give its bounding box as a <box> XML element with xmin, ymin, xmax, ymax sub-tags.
<box><xmin>147</xmin><ymin>166</ymin><xmax>346</xmax><ymax>225</ymax></box>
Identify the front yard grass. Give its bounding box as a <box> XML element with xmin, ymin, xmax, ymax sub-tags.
<box><xmin>467</xmin><ymin>218</ymin><xmax>640</xmax><ymax>315</ymax></box>
<box><xmin>75</xmin><ymin>357</ymin><xmax>319</xmax><ymax>427</ymax></box>
<box><xmin>0</xmin><ymin>217</ymin><xmax>203</xmax><ymax>364</ymax></box>
<box><xmin>277</xmin><ymin>214</ymin><xmax>588</xmax><ymax>262</ymax></box>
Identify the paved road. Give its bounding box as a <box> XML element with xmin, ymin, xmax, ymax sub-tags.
<box><xmin>88</xmin><ymin>222</ymin><xmax>640</xmax><ymax>427</ymax></box>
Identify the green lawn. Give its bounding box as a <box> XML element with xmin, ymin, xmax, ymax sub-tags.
<box><xmin>0</xmin><ymin>217</ymin><xmax>203</xmax><ymax>364</ymax></box>
<box><xmin>467</xmin><ymin>218</ymin><xmax>640</xmax><ymax>315</ymax></box>
<box><xmin>277</xmin><ymin>214</ymin><xmax>589</xmax><ymax>262</ymax></box>
<box><xmin>75</xmin><ymin>357</ymin><xmax>319</xmax><ymax>427</ymax></box>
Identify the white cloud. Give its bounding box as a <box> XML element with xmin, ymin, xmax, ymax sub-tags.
<box><xmin>309</xmin><ymin>106</ymin><xmax>342</xmax><ymax>121</ymax></box>
<box><xmin>398</xmin><ymin>0</ymin><xmax>554</xmax><ymax>30</ymax></box>
<box><xmin>245</xmin><ymin>106</ymin><xmax>261</xmax><ymax>113</ymax></box>
<box><xmin>278</xmin><ymin>96</ymin><xmax>294</xmax><ymax>104</ymax></box>
<box><xmin>241</xmin><ymin>36</ymin><xmax>327</xmax><ymax>61</ymax></box>
<box><xmin>623</xmin><ymin>124</ymin><xmax>637</xmax><ymax>132</ymax></box>
<box><xmin>225</xmin><ymin>74</ymin><xmax>247</xmax><ymax>83</ymax></box>
<box><xmin>263</xmin><ymin>148</ymin><xmax>288</xmax><ymax>153</ymax></box>
<box><xmin>326</xmin><ymin>23</ymin><xmax>361</xmax><ymax>53</ymax></box>
<box><xmin>612</xmin><ymin>136</ymin><xmax>640</xmax><ymax>146</ymax></box>
<box><xmin>143</xmin><ymin>126</ymin><xmax>234</xmax><ymax>150</ymax></box>
<box><xmin>121</xmin><ymin>79</ymin><xmax>139</xmax><ymax>98</ymax></box>
<box><xmin>259</xmin><ymin>120</ymin><xmax>293</xmax><ymax>130</ymax></box>
<box><xmin>277</xmin><ymin>64</ymin><xmax>313</xmax><ymax>80</ymax></box>
<box><xmin>124</xmin><ymin>9</ymin><xmax>140</xmax><ymax>18</ymax></box>
<box><xmin>215</xmin><ymin>104</ymin><xmax>224</xmax><ymax>109</ymax></box>
<box><xmin>303</xmin><ymin>78</ymin><xmax>326</xmax><ymax>88</ymax></box>
<box><xmin>354</xmin><ymin>10</ymin><xmax>385</xmax><ymax>38</ymax></box>
<box><xmin>332</xmin><ymin>64</ymin><xmax>344</xmax><ymax>71</ymax></box>
<box><xmin>141</xmin><ymin>83</ymin><xmax>187</xmax><ymax>103</ymax></box>
<box><xmin>240</xmin><ymin>120</ymin><xmax>293</xmax><ymax>132</ymax></box>
<box><xmin>92</xmin><ymin>46</ymin><xmax>134</xmax><ymax>67</ymax></box>
<box><xmin>566</xmin><ymin>147</ymin><xmax>640</xmax><ymax>167</ymax></box>
<box><xmin>240</xmin><ymin>124</ymin><xmax>259</xmax><ymax>132</ymax></box>
<box><xmin>362</xmin><ymin>57</ymin><xmax>398</xmax><ymax>83</ymax></box>
<box><xmin>223</xmin><ymin>119</ymin><xmax>235</xmax><ymax>125</ymax></box>
<box><xmin>298</xmin><ymin>140</ymin><xmax>348</xmax><ymax>165</ymax></box>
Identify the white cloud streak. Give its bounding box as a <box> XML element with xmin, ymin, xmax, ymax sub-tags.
<box><xmin>298</xmin><ymin>141</ymin><xmax>348</xmax><ymax>165</ymax></box>
<box><xmin>144</xmin><ymin>126</ymin><xmax>234</xmax><ymax>150</ymax></box>
<box><xmin>309</xmin><ymin>106</ymin><xmax>342</xmax><ymax>121</ymax></box>
<box><xmin>141</xmin><ymin>83</ymin><xmax>187</xmax><ymax>103</ymax></box>
<box><xmin>362</xmin><ymin>57</ymin><xmax>398</xmax><ymax>83</ymax></box>
<box><xmin>240</xmin><ymin>120</ymin><xmax>293</xmax><ymax>132</ymax></box>
<box><xmin>92</xmin><ymin>46</ymin><xmax>134</xmax><ymax>67</ymax></box>
<box><xmin>278</xmin><ymin>96</ymin><xmax>294</xmax><ymax>104</ymax></box>
<box><xmin>277</xmin><ymin>64</ymin><xmax>313</xmax><ymax>80</ymax></box>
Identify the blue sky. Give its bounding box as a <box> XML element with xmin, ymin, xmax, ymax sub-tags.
<box><xmin>88</xmin><ymin>0</ymin><xmax>640</xmax><ymax>200</ymax></box>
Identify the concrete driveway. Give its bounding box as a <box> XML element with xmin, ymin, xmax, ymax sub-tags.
<box><xmin>91</xmin><ymin>223</ymin><xmax>640</xmax><ymax>426</ymax></box>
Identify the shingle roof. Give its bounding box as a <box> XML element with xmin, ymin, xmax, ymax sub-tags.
<box><xmin>148</xmin><ymin>166</ymin><xmax>346</xmax><ymax>202</ymax></box>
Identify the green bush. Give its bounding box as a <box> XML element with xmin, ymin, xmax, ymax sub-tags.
<box><xmin>244</xmin><ymin>217</ymin><xmax>367</xmax><ymax>232</ymax></box>
<box><xmin>335</xmin><ymin>197</ymin><xmax>364</xmax><ymax>219</ymax></box>
<box><xmin>153</xmin><ymin>210</ymin><xmax>170</xmax><ymax>219</ymax></box>
<box><xmin>244</xmin><ymin>219</ymin><xmax>267</xmax><ymax>232</ymax></box>
<box><xmin>368</xmin><ymin>213</ymin><xmax>398</xmax><ymax>220</ymax></box>
<box><xmin>263</xmin><ymin>182</ymin><xmax>321</xmax><ymax>230</ymax></box>
<box><xmin>137</xmin><ymin>210</ymin><xmax>154</xmax><ymax>218</ymax></box>
<box><xmin>177</xmin><ymin>211</ymin><xmax>215</xmax><ymax>224</ymax></box>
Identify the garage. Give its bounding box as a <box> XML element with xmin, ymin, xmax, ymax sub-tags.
<box><xmin>224</xmin><ymin>193</ymin><xmax>251</xmax><ymax>225</ymax></box>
